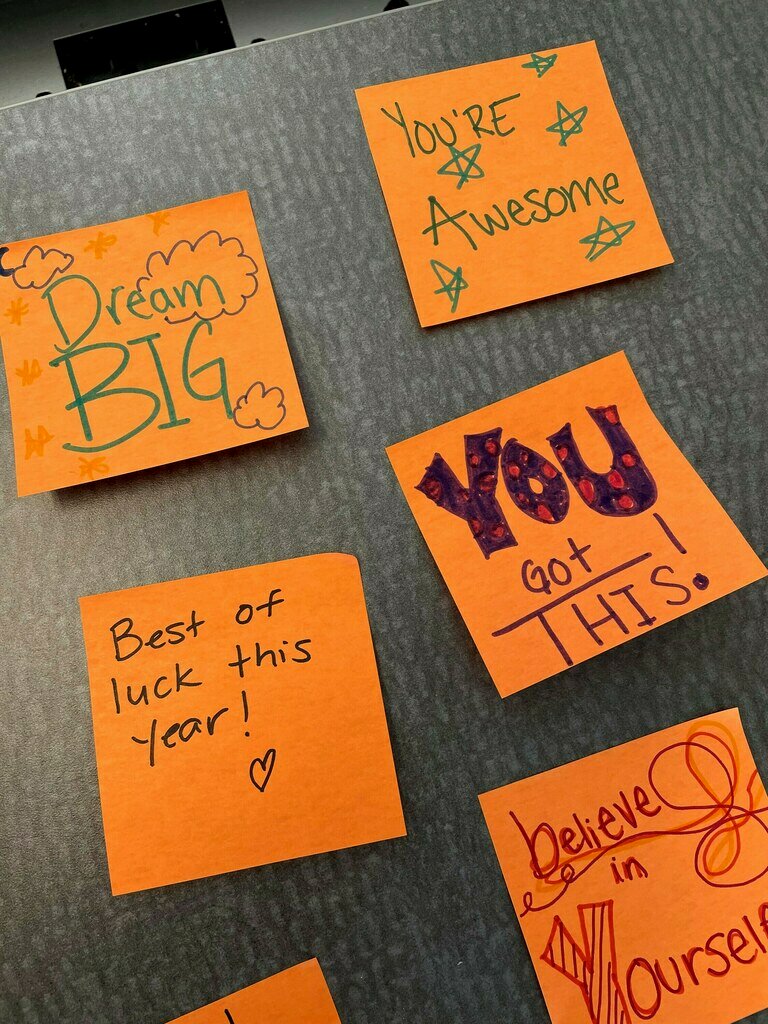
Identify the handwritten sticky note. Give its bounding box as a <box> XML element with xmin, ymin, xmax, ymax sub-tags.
<box><xmin>79</xmin><ymin>553</ymin><xmax>405</xmax><ymax>895</ymax></box>
<box><xmin>387</xmin><ymin>352</ymin><xmax>766</xmax><ymax>697</ymax></box>
<box><xmin>480</xmin><ymin>709</ymin><xmax>768</xmax><ymax>1024</ymax></box>
<box><xmin>356</xmin><ymin>41</ymin><xmax>672</xmax><ymax>325</ymax></box>
<box><xmin>0</xmin><ymin>192</ymin><xmax>307</xmax><ymax>495</ymax></box>
<box><xmin>166</xmin><ymin>959</ymin><xmax>342</xmax><ymax>1024</ymax></box>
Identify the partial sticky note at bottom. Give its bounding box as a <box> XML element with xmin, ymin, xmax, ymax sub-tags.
<box><xmin>166</xmin><ymin>959</ymin><xmax>342</xmax><ymax>1023</ymax></box>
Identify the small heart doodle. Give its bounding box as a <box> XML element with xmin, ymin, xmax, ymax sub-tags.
<box><xmin>249</xmin><ymin>748</ymin><xmax>276</xmax><ymax>792</ymax></box>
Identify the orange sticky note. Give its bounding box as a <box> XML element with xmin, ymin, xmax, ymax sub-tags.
<box><xmin>387</xmin><ymin>352</ymin><xmax>766</xmax><ymax>697</ymax></box>
<box><xmin>79</xmin><ymin>553</ymin><xmax>406</xmax><ymax>895</ymax></box>
<box><xmin>0</xmin><ymin>192</ymin><xmax>307</xmax><ymax>496</ymax></box>
<box><xmin>479</xmin><ymin>709</ymin><xmax>768</xmax><ymax>1024</ymax></box>
<box><xmin>166</xmin><ymin>959</ymin><xmax>342</xmax><ymax>1024</ymax></box>
<box><xmin>356</xmin><ymin>41</ymin><xmax>672</xmax><ymax>326</ymax></box>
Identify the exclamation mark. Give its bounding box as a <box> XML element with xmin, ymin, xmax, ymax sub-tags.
<box><xmin>653</xmin><ymin>512</ymin><xmax>710</xmax><ymax>591</ymax></box>
<box><xmin>653</xmin><ymin>511</ymin><xmax>687</xmax><ymax>554</ymax></box>
<box><xmin>242</xmin><ymin>689</ymin><xmax>250</xmax><ymax>737</ymax></box>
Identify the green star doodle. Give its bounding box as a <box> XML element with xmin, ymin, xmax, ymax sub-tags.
<box><xmin>437</xmin><ymin>143</ymin><xmax>484</xmax><ymax>189</ymax></box>
<box><xmin>546</xmin><ymin>100</ymin><xmax>588</xmax><ymax>146</ymax></box>
<box><xmin>431</xmin><ymin>259</ymin><xmax>468</xmax><ymax>313</ymax></box>
<box><xmin>579</xmin><ymin>215</ymin><xmax>636</xmax><ymax>261</ymax></box>
<box><xmin>521</xmin><ymin>52</ymin><xmax>557</xmax><ymax>77</ymax></box>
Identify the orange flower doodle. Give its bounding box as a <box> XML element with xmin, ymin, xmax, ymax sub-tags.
<box><xmin>4</xmin><ymin>298</ymin><xmax>29</xmax><ymax>325</ymax></box>
<box><xmin>84</xmin><ymin>232</ymin><xmax>117</xmax><ymax>259</ymax></box>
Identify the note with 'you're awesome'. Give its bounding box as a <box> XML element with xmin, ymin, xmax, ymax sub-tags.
<box><xmin>357</xmin><ymin>41</ymin><xmax>672</xmax><ymax>325</ymax></box>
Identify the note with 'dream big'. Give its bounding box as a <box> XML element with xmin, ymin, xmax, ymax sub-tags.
<box><xmin>80</xmin><ymin>553</ymin><xmax>406</xmax><ymax>895</ymax></box>
<box><xmin>0</xmin><ymin>191</ymin><xmax>307</xmax><ymax>495</ymax></box>
<box><xmin>387</xmin><ymin>352</ymin><xmax>766</xmax><ymax>697</ymax></box>
<box><xmin>356</xmin><ymin>41</ymin><xmax>672</xmax><ymax>325</ymax></box>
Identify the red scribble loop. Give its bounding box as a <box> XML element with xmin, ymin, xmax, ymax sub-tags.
<box><xmin>649</xmin><ymin>733</ymin><xmax>768</xmax><ymax>888</ymax></box>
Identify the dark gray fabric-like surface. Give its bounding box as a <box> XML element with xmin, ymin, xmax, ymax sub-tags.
<box><xmin>0</xmin><ymin>1</ymin><xmax>766</xmax><ymax>1021</ymax></box>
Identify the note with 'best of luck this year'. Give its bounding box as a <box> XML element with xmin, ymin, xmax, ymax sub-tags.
<box><xmin>480</xmin><ymin>709</ymin><xmax>768</xmax><ymax>1024</ymax></box>
<box><xmin>165</xmin><ymin>959</ymin><xmax>342</xmax><ymax>1024</ymax></box>
<box><xmin>0</xmin><ymin>191</ymin><xmax>307</xmax><ymax>496</ymax></box>
<box><xmin>356</xmin><ymin>41</ymin><xmax>672</xmax><ymax>325</ymax></box>
<box><xmin>387</xmin><ymin>352</ymin><xmax>766</xmax><ymax>697</ymax></box>
<box><xmin>79</xmin><ymin>553</ymin><xmax>405</xmax><ymax>895</ymax></box>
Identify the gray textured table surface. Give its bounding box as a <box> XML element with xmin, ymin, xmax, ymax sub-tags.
<box><xmin>0</xmin><ymin>1</ymin><xmax>766</xmax><ymax>1021</ymax></box>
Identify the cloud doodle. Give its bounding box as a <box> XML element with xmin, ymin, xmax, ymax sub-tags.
<box><xmin>233</xmin><ymin>382</ymin><xmax>287</xmax><ymax>431</ymax></box>
<box><xmin>136</xmin><ymin>231</ymin><xmax>258</xmax><ymax>325</ymax></box>
<box><xmin>12</xmin><ymin>246</ymin><xmax>74</xmax><ymax>289</ymax></box>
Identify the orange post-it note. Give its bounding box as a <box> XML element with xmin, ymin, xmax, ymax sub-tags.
<box><xmin>479</xmin><ymin>709</ymin><xmax>768</xmax><ymax>1024</ymax></box>
<box><xmin>387</xmin><ymin>352</ymin><xmax>766</xmax><ymax>697</ymax></box>
<box><xmin>0</xmin><ymin>192</ymin><xmax>307</xmax><ymax>495</ymax></box>
<box><xmin>356</xmin><ymin>41</ymin><xmax>672</xmax><ymax>326</ymax></box>
<box><xmin>79</xmin><ymin>553</ymin><xmax>406</xmax><ymax>895</ymax></box>
<box><xmin>166</xmin><ymin>959</ymin><xmax>342</xmax><ymax>1024</ymax></box>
